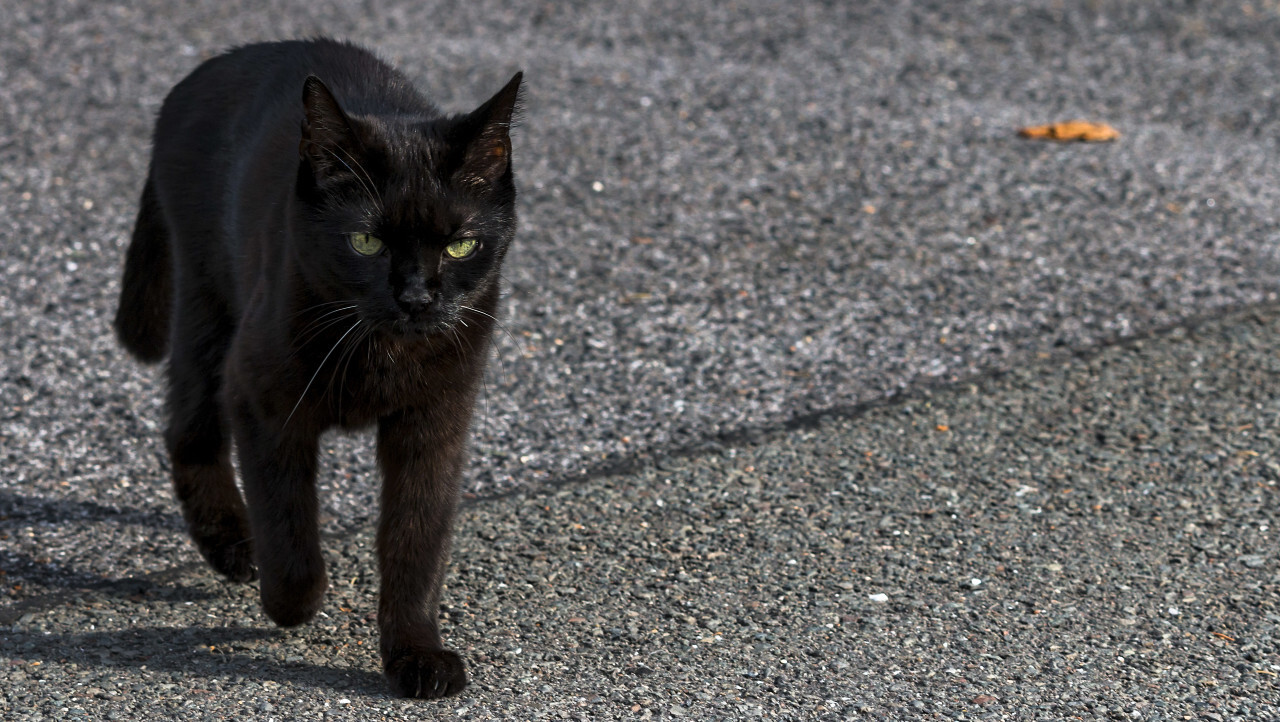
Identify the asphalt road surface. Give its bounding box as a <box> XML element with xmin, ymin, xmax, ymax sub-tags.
<box><xmin>2</xmin><ymin>0</ymin><xmax>1279</xmax><ymax>719</ymax></box>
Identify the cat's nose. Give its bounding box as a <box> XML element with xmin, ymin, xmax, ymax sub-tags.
<box><xmin>396</xmin><ymin>289</ymin><xmax>438</xmax><ymax>316</ymax></box>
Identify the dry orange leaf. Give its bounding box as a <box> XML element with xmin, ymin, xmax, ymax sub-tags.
<box><xmin>1018</xmin><ymin>120</ymin><xmax>1120</xmax><ymax>142</ymax></box>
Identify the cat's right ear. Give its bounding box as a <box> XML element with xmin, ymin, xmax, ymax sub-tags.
<box><xmin>299</xmin><ymin>76</ymin><xmax>362</xmax><ymax>183</ymax></box>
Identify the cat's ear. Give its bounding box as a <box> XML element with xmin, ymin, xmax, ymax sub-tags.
<box><xmin>299</xmin><ymin>75</ymin><xmax>362</xmax><ymax>182</ymax></box>
<box><xmin>455</xmin><ymin>72</ymin><xmax>523</xmax><ymax>187</ymax></box>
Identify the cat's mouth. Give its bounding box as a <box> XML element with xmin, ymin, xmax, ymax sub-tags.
<box><xmin>386</xmin><ymin>315</ymin><xmax>458</xmax><ymax>339</ymax></box>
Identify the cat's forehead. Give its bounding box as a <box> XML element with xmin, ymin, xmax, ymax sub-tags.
<box><xmin>370</xmin><ymin>123</ymin><xmax>447</xmax><ymax>179</ymax></box>
<box><xmin>379</xmin><ymin>190</ymin><xmax>468</xmax><ymax>238</ymax></box>
<box><xmin>366</xmin><ymin>124</ymin><xmax>470</xmax><ymax>234</ymax></box>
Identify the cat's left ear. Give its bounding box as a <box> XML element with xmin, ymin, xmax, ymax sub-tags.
<box><xmin>456</xmin><ymin>72</ymin><xmax>523</xmax><ymax>187</ymax></box>
<box><xmin>299</xmin><ymin>75</ymin><xmax>363</xmax><ymax>182</ymax></box>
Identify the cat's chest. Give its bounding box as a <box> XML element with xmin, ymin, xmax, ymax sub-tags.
<box><xmin>328</xmin><ymin>338</ymin><xmax>476</xmax><ymax>429</ymax></box>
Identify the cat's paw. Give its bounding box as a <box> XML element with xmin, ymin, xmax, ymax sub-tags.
<box><xmin>200</xmin><ymin>538</ymin><xmax>256</xmax><ymax>583</ymax></box>
<box><xmin>260</xmin><ymin>565</ymin><xmax>327</xmax><ymax>627</ymax></box>
<box><xmin>188</xmin><ymin>519</ymin><xmax>256</xmax><ymax>583</ymax></box>
<box><xmin>385</xmin><ymin>648</ymin><xmax>467</xmax><ymax>699</ymax></box>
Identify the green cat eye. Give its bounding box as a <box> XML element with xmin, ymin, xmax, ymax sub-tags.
<box><xmin>349</xmin><ymin>232</ymin><xmax>384</xmax><ymax>256</ymax></box>
<box><xmin>444</xmin><ymin>238</ymin><xmax>478</xmax><ymax>260</ymax></box>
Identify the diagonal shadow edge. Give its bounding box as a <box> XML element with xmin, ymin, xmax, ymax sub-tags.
<box><xmin>465</xmin><ymin>298</ymin><xmax>1280</xmax><ymax>504</ymax></box>
<box><xmin>3</xmin><ymin>298</ymin><xmax>1277</xmax><ymax>625</ymax></box>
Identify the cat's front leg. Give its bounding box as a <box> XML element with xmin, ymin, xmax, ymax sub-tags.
<box><xmin>226</xmin><ymin>388</ymin><xmax>328</xmax><ymax>628</ymax></box>
<box><xmin>375</xmin><ymin>407</ymin><xmax>469</xmax><ymax>698</ymax></box>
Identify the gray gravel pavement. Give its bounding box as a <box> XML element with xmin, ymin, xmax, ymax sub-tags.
<box><xmin>2</xmin><ymin>0</ymin><xmax>1280</xmax><ymax>719</ymax></box>
<box><xmin>5</xmin><ymin>304</ymin><xmax>1280</xmax><ymax>719</ymax></box>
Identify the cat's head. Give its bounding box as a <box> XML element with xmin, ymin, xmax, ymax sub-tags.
<box><xmin>293</xmin><ymin>72</ymin><xmax>522</xmax><ymax>340</ymax></box>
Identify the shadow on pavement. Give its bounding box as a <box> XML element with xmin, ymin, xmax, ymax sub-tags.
<box><xmin>0</xmin><ymin>490</ymin><xmax>182</xmax><ymax>530</ymax></box>
<box><xmin>0</xmin><ymin>563</ymin><xmax>218</xmax><ymax>626</ymax></box>
<box><xmin>3</xmin><ymin>625</ymin><xmax>387</xmax><ymax>696</ymax></box>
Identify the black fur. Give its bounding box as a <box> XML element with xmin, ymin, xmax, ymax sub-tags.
<box><xmin>114</xmin><ymin>39</ymin><xmax>522</xmax><ymax>699</ymax></box>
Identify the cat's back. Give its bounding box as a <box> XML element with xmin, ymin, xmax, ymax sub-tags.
<box><xmin>152</xmin><ymin>39</ymin><xmax>433</xmax><ymax>169</ymax></box>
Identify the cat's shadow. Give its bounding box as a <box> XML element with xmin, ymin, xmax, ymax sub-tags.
<box><xmin>0</xmin><ymin>490</ymin><xmax>182</xmax><ymax>531</ymax></box>
<box><xmin>4</xmin><ymin>624</ymin><xmax>388</xmax><ymax>696</ymax></box>
<box><xmin>0</xmin><ymin>489</ymin><xmax>188</xmax><ymax>594</ymax></box>
<box><xmin>0</xmin><ymin>485</ymin><xmax>387</xmax><ymax>695</ymax></box>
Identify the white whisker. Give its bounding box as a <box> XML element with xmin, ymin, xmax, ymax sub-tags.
<box><xmin>291</xmin><ymin>309</ymin><xmax>360</xmax><ymax>360</ymax></box>
<box><xmin>458</xmin><ymin>304</ymin><xmax>519</xmax><ymax>347</ymax></box>
<box><xmin>290</xmin><ymin>299</ymin><xmax>360</xmax><ymax>320</ymax></box>
<box><xmin>329</xmin><ymin>323</ymin><xmax>375</xmax><ymax>420</ymax></box>
<box><xmin>295</xmin><ymin>304</ymin><xmax>358</xmax><ymax>338</ymax></box>
<box><xmin>459</xmin><ymin>304</ymin><xmax>515</xmax><ymax>388</ymax></box>
<box><xmin>284</xmin><ymin>319</ymin><xmax>362</xmax><ymax>429</ymax></box>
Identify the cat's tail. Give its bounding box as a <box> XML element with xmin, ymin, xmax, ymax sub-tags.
<box><xmin>114</xmin><ymin>176</ymin><xmax>172</xmax><ymax>363</ymax></box>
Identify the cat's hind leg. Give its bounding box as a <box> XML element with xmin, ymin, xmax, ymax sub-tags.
<box><xmin>165</xmin><ymin>296</ymin><xmax>256</xmax><ymax>582</ymax></box>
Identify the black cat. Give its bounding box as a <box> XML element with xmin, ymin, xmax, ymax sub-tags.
<box><xmin>114</xmin><ymin>38</ymin><xmax>521</xmax><ymax>698</ymax></box>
